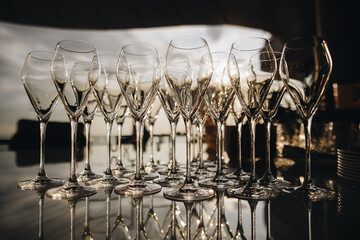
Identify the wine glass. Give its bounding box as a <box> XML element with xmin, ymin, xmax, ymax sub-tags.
<box><xmin>225</xmin><ymin>98</ymin><xmax>249</xmax><ymax>181</ymax></box>
<box><xmin>198</xmin><ymin>52</ymin><xmax>238</xmax><ymax>190</ymax></box>
<box><xmin>258</xmin><ymin>51</ymin><xmax>290</xmax><ymax>189</ymax></box>
<box><xmin>47</xmin><ymin>40</ymin><xmax>100</xmax><ymax>200</ymax></box>
<box><xmin>192</xmin><ymin>100</ymin><xmax>214</xmax><ymax>180</ymax></box>
<box><xmin>17</xmin><ymin>50</ymin><xmax>65</xmax><ymax>191</ymax></box>
<box><xmin>163</xmin><ymin>36</ymin><xmax>214</xmax><ymax>202</ymax></box>
<box><xmin>143</xmin><ymin>195</ymin><xmax>164</xmax><ymax>239</ymax></box>
<box><xmin>115</xmin><ymin>43</ymin><xmax>162</xmax><ymax>197</ymax></box>
<box><xmin>163</xmin><ymin>201</ymin><xmax>186</xmax><ymax>240</ymax></box>
<box><xmin>78</xmin><ymin>91</ymin><xmax>102</xmax><ymax>183</ymax></box>
<box><xmin>154</xmin><ymin>77</ymin><xmax>184</xmax><ymax>187</ymax></box>
<box><xmin>145</xmin><ymin>96</ymin><xmax>164</xmax><ymax>172</ymax></box>
<box><xmin>91</xmin><ymin>53</ymin><xmax>129</xmax><ymax>189</ymax></box>
<box><xmin>279</xmin><ymin>36</ymin><xmax>335</xmax><ymax>201</ymax></box>
<box><xmin>233</xmin><ymin>199</ymin><xmax>246</xmax><ymax>240</ymax></box>
<box><xmin>112</xmin><ymin>195</ymin><xmax>131</xmax><ymax>239</ymax></box>
<box><xmin>227</xmin><ymin>37</ymin><xmax>278</xmax><ymax>200</ymax></box>
<box><xmin>113</xmin><ymin>99</ymin><xmax>134</xmax><ymax>177</ymax></box>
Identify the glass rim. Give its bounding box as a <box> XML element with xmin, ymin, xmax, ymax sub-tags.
<box><xmin>231</xmin><ymin>36</ymin><xmax>270</xmax><ymax>52</ymax></box>
<box><xmin>57</xmin><ymin>39</ymin><xmax>96</xmax><ymax>53</ymax></box>
<box><xmin>169</xmin><ymin>35</ymin><xmax>208</xmax><ymax>50</ymax></box>
<box><xmin>284</xmin><ymin>35</ymin><xmax>325</xmax><ymax>50</ymax></box>
<box><xmin>28</xmin><ymin>50</ymin><xmax>62</xmax><ymax>62</ymax></box>
<box><xmin>121</xmin><ymin>43</ymin><xmax>158</xmax><ymax>56</ymax></box>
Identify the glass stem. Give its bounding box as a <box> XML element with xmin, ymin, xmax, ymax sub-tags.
<box><xmin>216</xmin><ymin>120</ymin><xmax>223</xmax><ymax>177</ymax></box>
<box><xmin>69</xmin><ymin>201</ymin><xmax>77</xmax><ymax>240</ymax></box>
<box><xmin>237</xmin><ymin>121</ymin><xmax>243</xmax><ymax>171</ymax></box>
<box><xmin>105</xmin><ymin>119</ymin><xmax>114</xmax><ymax>175</ymax></box>
<box><xmin>304</xmin><ymin>117</ymin><xmax>313</xmax><ymax>184</ymax></box>
<box><xmin>84</xmin><ymin>197</ymin><xmax>89</xmax><ymax>230</ymax></box>
<box><xmin>117</xmin><ymin>123</ymin><xmax>124</xmax><ymax>167</ymax></box>
<box><xmin>265</xmin><ymin>119</ymin><xmax>272</xmax><ymax>176</ymax></box>
<box><xmin>38</xmin><ymin>121</ymin><xmax>47</xmax><ymax>177</ymax></box>
<box><xmin>198</xmin><ymin>123</ymin><xmax>205</xmax><ymax>169</ymax></box>
<box><xmin>171</xmin><ymin>201</ymin><xmax>176</xmax><ymax>237</ymax></box>
<box><xmin>84</xmin><ymin>121</ymin><xmax>91</xmax><ymax>171</ymax></box>
<box><xmin>184</xmin><ymin>118</ymin><xmax>193</xmax><ymax>184</ymax></box>
<box><xmin>149</xmin><ymin>122</ymin><xmax>155</xmax><ymax>164</ymax></box>
<box><xmin>249</xmin><ymin>117</ymin><xmax>257</xmax><ymax>180</ymax></box>
<box><xmin>69</xmin><ymin>118</ymin><xmax>78</xmax><ymax>182</ymax></box>
<box><xmin>106</xmin><ymin>192</ymin><xmax>111</xmax><ymax>240</ymax></box>
<box><xmin>266</xmin><ymin>200</ymin><xmax>271</xmax><ymax>240</ymax></box>
<box><xmin>306</xmin><ymin>202</ymin><xmax>312</xmax><ymax>240</ymax></box>
<box><xmin>135</xmin><ymin>120</ymin><xmax>143</xmax><ymax>180</ymax></box>
<box><xmin>170</xmin><ymin>120</ymin><xmax>177</xmax><ymax>174</ymax></box>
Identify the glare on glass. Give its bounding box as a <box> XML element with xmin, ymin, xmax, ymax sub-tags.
<box><xmin>17</xmin><ymin>50</ymin><xmax>64</xmax><ymax>191</ymax></box>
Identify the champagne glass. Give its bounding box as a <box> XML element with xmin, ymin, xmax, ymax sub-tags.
<box><xmin>163</xmin><ymin>36</ymin><xmax>214</xmax><ymax>202</ymax></box>
<box><xmin>192</xmin><ymin>100</ymin><xmax>214</xmax><ymax>180</ymax></box>
<box><xmin>115</xmin><ymin>43</ymin><xmax>162</xmax><ymax>197</ymax></box>
<box><xmin>91</xmin><ymin>53</ymin><xmax>129</xmax><ymax>189</ymax></box>
<box><xmin>47</xmin><ymin>40</ymin><xmax>100</xmax><ymax>200</ymax></box>
<box><xmin>78</xmin><ymin>91</ymin><xmax>102</xmax><ymax>183</ymax></box>
<box><xmin>279</xmin><ymin>36</ymin><xmax>335</xmax><ymax>201</ymax></box>
<box><xmin>227</xmin><ymin>38</ymin><xmax>278</xmax><ymax>200</ymax></box>
<box><xmin>225</xmin><ymin>98</ymin><xmax>249</xmax><ymax>181</ymax></box>
<box><xmin>155</xmin><ymin>77</ymin><xmax>184</xmax><ymax>187</ymax></box>
<box><xmin>113</xmin><ymin>99</ymin><xmax>134</xmax><ymax>177</ymax></box>
<box><xmin>198</xmin><ymin>52</ymin><xmax>238</xmax><ymax>190</ymax></box>
<box><xmin>17</xmin><ymin>50</ymin><xmax>64</xmax><ymax>191</ymax></box>
<box><xmin>258</xmin><ymin>51</ymin><xmax>290</xmax><ymax>189</ymax></box>
<box><xmin>145</xmin><ymin>96</ymin><xmax>164</xmax><ymax>172</ymax></box>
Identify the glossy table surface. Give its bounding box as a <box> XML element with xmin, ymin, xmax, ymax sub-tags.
<box><xmin>1</xmin><ymin>134</ymin><xmax>359</xmax><ymax>240</ymax></box>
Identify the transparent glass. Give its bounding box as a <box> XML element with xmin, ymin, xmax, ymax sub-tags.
<box><xmin>154</xmin><ymin>77</ymin><xmax>184</xmax><ymax>187</ymax></box>
<box><xmin>143</xmin><ymin>195</ymin><xmax>164</xmax><ymax>239</ymax></box>
<box><xmin>17</xmin><ymin>50</ymin><xmax>64</xmax><ymax>191</ymax></box>
<box><xmin>279</xmin><ymin>36</ymin><xmax>336</xmax><ymax>201</ymax></box>
<box><xmin>47</xmin><ymin>40</ymin><xmax>100</xmax><ymax>200</ymax></box>
<box><xmin>78</xmin><ymin>91</ymin><xmax>102</xmax><ymax>183</ymax></box>
<box><xmin>163</xmin><ymin>201</ymin><xmax>186</xmax><ymax>240</ymax></box>
<box><xmin>258</xmin><ymin>51</ymin><xmax>290</xmax><ymax>189</ymax></box>
<box><xmin>163</xmin><ymin>36</ymin><xmax>214</xmax><ymax>202</ymax></box>
<box><xmin>112</xmin><ymin>195</ymin><xmax>131</xmax><ymax>239</ymax></box>
<box><xmin>91</xmin><ymin>53</ymin><xmax>129</xmax><ymax>189</ymax></box>
<box><xmin>198</xmin><ymin>52</ymin><xmax>238</xmax><ymax>190</ymax></box>
<box><xmin>228</xmin><ymin>38</ymin><xmax>278</xmax><ymax>200</ymax></box>
<box><xmin>115</xmin><ymin>43</ymin><xmax>162</xmax><ymax>197</ymax></box>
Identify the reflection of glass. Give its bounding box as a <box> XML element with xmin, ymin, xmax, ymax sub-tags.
<box><xmin>209</xmin><ymin>190</ymin><xmax>233</xmax><ymax>240</ymax></box>
<box><xmin>228</xmin><ymin>38</ymin><xmax>278</xmax><ymax>200</ymax></box>
<box><xmin>155</xmin><ymin>77</ymin><xmax>184</xmax><ymax>187</ymax></box>
<box><xmin>81</xmin><ymin>197</ymin><xmax>94</xmax><ymax>240</ymax></box>
<box><xmin>17</xmin><ymin>51</ymin><xmax>64</xmax><ymax>191</ymax></box>
<box><xmin>113</xmin><ymin>99</ymin><xmax>134</xmax><ymax>177</ymax></box>
<box><xmin>115</xmin><ymin>43</ymin><xmax>162</xmax><ymax>197</ymax></box>
<box><xmin>133</xmin><ymin>197</ymin><xmax>150</xmax><ymax>240</ymax></box>
<box><xmin>144</xmin><ymin>195</ymin><xmax>164</xmax><ymax>239</ymax></box>
<box><xmin>280</xmin><ymin>36</ymin><xmax>335</xmax><ymax>201</ymax></box>
<box><xmin>78</xmin><ymin>91</ymin><xmax>102</xmax><ymax>183</ymax></box>
<box><xmin>163</xmin><ymin>201</ymin><xmax>186</xmax><ymax>240</ymax></box>
<box><xmin>258</xmin><ymin>51</ymin><xmax>290</xmax><ymax>189</ymax></box>
<box><xmin>193</xmin><ymin>202</ymin><xmax>209</xmax><ymax>240</ymax></box>
<box><xmin>91</xmin><ymin>53</ymin><xmax>129</xmax><ymax>189</ymax></box>
<box><xmin>163</xmin><ymin>36</ymin><xmax>214</xmax><ymax>202</ymax></box>
<box><xmin>233</xmin><ymin>199</ymin><xmax>246</xmax><ymax>240</ymax></box>
<box><xmin>47</xmin><ymin>40</ymin><xmax>99</xmax><ymax>200</ymax></box>
<box><xmin>199</xmin><ymin>52</ymin><xmax>237</xmax><ymax>190</ymax></box>
<box><xmin>112</xmin><ymin>195</ymin><xmax>131</xmax><ymax>239</ymax></box>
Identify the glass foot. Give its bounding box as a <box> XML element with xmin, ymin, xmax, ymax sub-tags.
<box><xmin>112</xmin><ymin>166</ymin><xmax>134</xmax><ymax>178</ymax></box>
<box><xmin>154</xmin><ymin>173</ymin><xmax>184</xmax><ymax>187</ymax></box>
<box><xmin>17</xmin><ymin>176</ymin><xmax>64</xmax><ymax>191</ymax></box>
<box><xmin>114</xmin><ymin>179</ymin><xmax>162</xmax><ymax>197</ymax></box>
<box><xmin>158</xmin><ymin>167</ymin><xmax>185</xmax><ymax>176</ymax></box>
<box><xmin>258</xmin><ymin>173</ymin><xmax>290</xmax><ymax>190</ymax></box>
<box><xmin>123</xmin><ymin>171</ymin><xmax>159</xmax><ymax>181</ymax></box>
<box><xmin>163</xmin><ymin>183</ymin><xmax>214</xmax><ymax>202</ymax></box>
<box><xmin>198</xmin><ymin>175</ymin><xmax>240</xmax><ymax>191</ymax></box>
<box><xmin>90</xmin><ymin>174</ymin><xmax>130</xmax><ymax>190</ymax></box>
<box><xmin>46</xmin><ymin>182</ymin><xmax>97</xmax><ymax>200</ymax></box>
<box><xmin>191</xmin><ymin>167</ymin><xmax>215</xmax><ymax>180</ymax></box>
<box><xmin>226</xmin><ymin>169</ymin><xmax>250</xmax><ymax>180</ymax></box>
<box><xmin>227</xmin><ymin>181</ymin><xmax>278</xmax><ymax>200</ymax></box>
<box><xmin>77</xmin><ymin>170</ymin><xmax>102</xmax><ymax>184</ymax></box>
<box><xmin>282</xmin><ymin>182</ymin><xmax>336</xmax><ymax>202</ymax></box>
